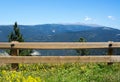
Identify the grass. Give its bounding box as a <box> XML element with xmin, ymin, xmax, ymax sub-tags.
<box><xmin>0</xmin><ymin>63</ymin><xmax>120</xmax><ymax>82</ymax></box>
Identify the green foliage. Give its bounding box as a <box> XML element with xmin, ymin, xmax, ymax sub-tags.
<box><xmin>8</xmin><ymin>22</ymin><xmax>24</xmax><ymax>42</ymax></box>
<box><xmin>0</xmin><ymin>63</ymin><xmax>120</xmax><ymax>82</ymax></box>
<box><xmin>8</xmin><ymin>22</ymin><xmax>32</xmax><ymax>56</ymax></box>
<box><xmin>20</xmin><ymin>50</ymin><xmax>32</xmax><ymax>56</ymax></box>
<box><xmin>76</xmin><ymin>37</ymin><xmax>89</xmax><ymax>56</ymax></box>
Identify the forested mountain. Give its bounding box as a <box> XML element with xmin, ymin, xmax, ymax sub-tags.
<box><xmin>0</xmin><ymin>24</ymin><xmax>120</xmax><ymax>42</ymax></box>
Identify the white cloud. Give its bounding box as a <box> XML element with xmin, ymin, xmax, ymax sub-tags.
<box><xmin>84</xmin><ymin>16</ymin><xmax>92</xmax><ymax>21</ymax></box>
<box><xmin>107</xmin><ymin>16</ymin><xmax>115</xmax><ymax>20</ymax></box>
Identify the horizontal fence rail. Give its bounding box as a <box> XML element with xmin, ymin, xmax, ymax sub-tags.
<box><xmin>0</xmin><ymin>42</ymin><xmax>120</xmax><ymax>70</ymax></box>
<box><xmin>0</xmin><ymin>42</ymin><xmax>120</xmax><ymax>49</ymax></box>
<box><xmin>0</xmin><ymin>56</ymin><xmax>120</xmax><ymax>64</ymax></box>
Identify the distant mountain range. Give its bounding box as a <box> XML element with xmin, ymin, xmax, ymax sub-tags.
<box><xmin>0</xmin><ymin>24</ymin><xmax>120</xmax><ymax>42</ymax></box>
<box><xmin>0</xmin><ymin>24</ymin><xmax>120</xmax><ymax>55</ymax></box>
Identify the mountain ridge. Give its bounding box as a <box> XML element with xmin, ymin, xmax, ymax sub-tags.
<box><xmin>0</xmin><ymin>24</ymin><xmax>120</xmax><ymax>42</ymax></box>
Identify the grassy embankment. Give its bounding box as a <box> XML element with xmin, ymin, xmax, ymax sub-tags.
<box><xmin>0</xmin><ymin>63</ymin><xmax>120</xmax><ymax>82</ymax></box>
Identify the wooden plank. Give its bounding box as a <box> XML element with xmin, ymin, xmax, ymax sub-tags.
<box><xmin>0</xmin><ymin>42</ymin><xmax>117</xmax><ymax>49</ymax></box>
<box><xmin>112</xmin><ymin>42</ymin><xmax>120</xmax><ymax>48</ymax></box>
<box><xmin>10</xmin><ymin>41</ymin><xmax>19</xmax><ymax>70</ymax></box>
<box><xmin>107</xmin><ymin>42</ymin><xmax>113</xmax><ymax>65</ymax></box>
<box><xmin>0</xmin><ymin>56</ymin><xmax>120</xmax><ymax>64</ymax></box>
<box><xmin>0</xmin><ymin>43</ymin><xmax>11</xmax><ymax>49</ymax></box>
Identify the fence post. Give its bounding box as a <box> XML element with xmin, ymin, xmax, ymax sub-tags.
<box><xmin>107</xmin><ymin>41</ymin><xmax>113</xmax><ymax>65</ymax></box>
<box><xmin>10</xmin><ymin>41</ymin><xmax>19</xmax><ymax>70</ymax></box>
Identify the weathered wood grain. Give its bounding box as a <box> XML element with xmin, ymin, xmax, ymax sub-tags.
<box><xmin>1</xmin><ymin>42</ymin><xmax>120</xmax><ymax>49</ymax></box>
<box><xmin>0</xmin><ymin>56</ymin><xmax>120</xmax><ymax>64</ymax></box>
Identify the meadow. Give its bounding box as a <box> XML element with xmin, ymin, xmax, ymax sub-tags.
<box><xmin>0</xmin><ymin>63</ymin><xmax>120</xmax><ymax>82</ymax></box>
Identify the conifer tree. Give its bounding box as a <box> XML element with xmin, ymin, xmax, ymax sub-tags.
<box><xmin>76</xmin><ymin>37</ymin><xmax>89</xmax><ymax>56</ymax></box>
<box><xmin>8</xmin><ymin>22</ymin><xmax>32</xmax><ymax>56</ymax></box>
<box><xmin>8</xmin><ymin>22</ymin><xmax>24</xmax><ymax>42</ymax></box>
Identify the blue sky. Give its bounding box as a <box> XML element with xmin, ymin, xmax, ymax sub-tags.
<box><xmin>0</xmin><ymin>0</ymin><xmax>120</xmax><ymax>29</ymax></box>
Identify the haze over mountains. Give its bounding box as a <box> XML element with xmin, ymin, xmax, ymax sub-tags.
<box><xmin>0</xmin><ymin>24</ymin><xmax>120</xmax><ymax>42</ymax></box>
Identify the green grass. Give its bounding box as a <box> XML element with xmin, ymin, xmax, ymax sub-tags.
<box><xmin>0</xmin><ymin>63</ymin><xmax>120</xmax><ymax>82</ymax></box>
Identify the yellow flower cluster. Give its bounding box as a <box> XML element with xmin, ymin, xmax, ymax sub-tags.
<box><xmin>0</xmin><ymin>70</ymin><xmax>42</xmax><ymax>82</ymax></box>
<box><xmin>80</xmin><ymin>66</ymin><xmax>86</xmax><ymax>71</ymax></box>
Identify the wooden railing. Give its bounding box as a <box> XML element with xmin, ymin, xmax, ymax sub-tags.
<box><xmin>1</xmin><ymin>42</ymin><xmax>120</xmax><ymax>49</ymax></box>
<box><xmin>0</xmin><ymin>42</ymin><xmax>120</xmax><ymax>69</ymax></box>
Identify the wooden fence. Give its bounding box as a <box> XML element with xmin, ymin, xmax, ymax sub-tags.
<box><xmin>0</xmin><ymin>42</ymin><xmax>120</xmax><ymax>69</ymax></box>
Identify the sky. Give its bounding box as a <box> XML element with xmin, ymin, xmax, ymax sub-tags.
<box><xmin>0</xmin><ymin>0</ymin><xmax>120</xmax><ymax>29</ymax></box>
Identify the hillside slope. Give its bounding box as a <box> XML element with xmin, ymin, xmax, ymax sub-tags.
<box><xmin>0</xmin><ymin>24</ymin><xmax>120</xmax><ymax>42</ymax></box>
